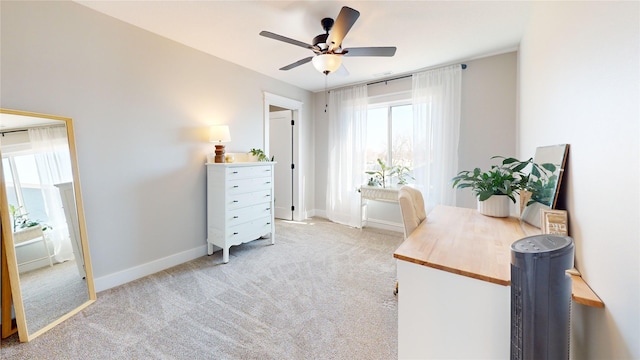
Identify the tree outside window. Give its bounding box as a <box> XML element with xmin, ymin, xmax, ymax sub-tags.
<box><xmin>365</xmin><ymin>103</ymin><xmax>414</xmax><ymax>187</ymax></box>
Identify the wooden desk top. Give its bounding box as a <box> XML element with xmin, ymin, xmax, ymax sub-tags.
<box><xmin>393</xmin><ymin>205</ymin><xmax>524</xmax><ymax>286</ymax></box>
<box><xmin>394</xmin><ymin>205</ymin><xmax>605</xmax><ymax>307</ymax></box>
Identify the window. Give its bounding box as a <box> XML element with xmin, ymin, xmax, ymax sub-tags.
<box><xmin>365</xmin><ymin>103</ymin><xmax>413</xmax><ymax>186</ymax></box>
<box><xmin>3</xmin><ymin>154</ymin><xmax>50</xmax><ymax>230</ymax></box>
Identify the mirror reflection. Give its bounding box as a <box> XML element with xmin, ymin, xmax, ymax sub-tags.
<box><xmin>521</xmin><ymin>144</ymin><xmax>569</xmax><ymax>227</ymax></box>
<box><xmin>0</xmin><ymin>109</ymin><xmax>95</xmax><ymax>341</ymax></box>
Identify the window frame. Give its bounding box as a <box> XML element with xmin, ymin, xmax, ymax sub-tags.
<box><xmin>366</xmin><ymin>99</ymin><xmax>413</xmax><ymax>168</ymax></box>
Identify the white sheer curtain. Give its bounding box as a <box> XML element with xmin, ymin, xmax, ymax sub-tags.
<box><xmin>28</xmin><ymin>126</ymin><xmax>75</xmax><ymax>262</ymax></box>
<box><xmin>412</xmin><ymin>65</ymin><xmax>462</xmax><ymax>213</ymax></box>
<box><xmin>326</xmin><ymin>84</ymin><xmax>368</xmax><ymax>227</ymax></box>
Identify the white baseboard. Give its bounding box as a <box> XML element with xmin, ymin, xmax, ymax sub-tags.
<box><xmin>93</xmin><ymin>245</ymin><xmax>208</xmax><ymax>292</ymax></box>
<box><xmin>363</xmin><ymin>218</ymin><xmax>404</xmax><ymax>233</ymax></box>
<box><xmin>309</xmin><ymin>209</ymin><xmax>402</xmax><ymax>233</ymax></box>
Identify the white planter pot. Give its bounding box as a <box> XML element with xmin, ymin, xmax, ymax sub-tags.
<box><xmin>477</xmin><ymin>195</ymin><xmax>511</xmax><ymax>217</ymax></box>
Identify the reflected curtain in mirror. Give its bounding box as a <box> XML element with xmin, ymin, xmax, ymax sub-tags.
<box><xmin>0</xmin><ymin>108</ymin><xmax>96</xmax><ymax>342</ymax></box>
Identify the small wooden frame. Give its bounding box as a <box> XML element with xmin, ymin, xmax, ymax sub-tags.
<box><xmin>540</xmin><ymin>209</ymin><xmax>568</xmax><ymax>235</ymax></box>
<box><xmin>538</xmin><ymin>208</ymin><xmax>604</xmax><ymax>307</ymax></box>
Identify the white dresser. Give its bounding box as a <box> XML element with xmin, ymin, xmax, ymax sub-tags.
<box><xmin>206</xmin><ymin>162</ymin><xmax>275</xmax><ymax>263</ymax></box>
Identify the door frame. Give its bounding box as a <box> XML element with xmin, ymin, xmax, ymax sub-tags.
<box><xmin>263</xmin><ymin>92</ymin><xmax>304</xmax><ymax>221</ymax></box>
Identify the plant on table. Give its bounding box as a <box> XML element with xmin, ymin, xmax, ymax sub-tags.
<box><xmin>9</xmin><ymin>204</ymin><xmax>51</xmax><ymax>232</ymax></box>
<box><xmin>390</xmin><ymin>164</ymin><xmax>414</xmax><ymax>185</ymax></box>
<box><xmin>365</xmin><ymin>158</ymin><xmax>414</xmax><ymax>188</ymax></box>
<box><xmin>451</xmin><ymin>156</ymin><xmax>556</xmax><ymax>204</ymax></box>
<box><xmin>249</xmin><ymin>148</ymin><xmax>271</xmax><ymax>162</ymax></box>
<box><xmin>365</xmin><ymin>158</ymin><xmax>394</xmax><ymax>188</ymax></box>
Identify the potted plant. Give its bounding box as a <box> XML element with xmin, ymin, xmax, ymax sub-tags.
<box><xmin>365</xmin><ymin>158</ymin><xmax>394</xmax><ymax>188</ymax></box>
<box><xmin>390</xmin><ymin>164</ymin><xmax>414</xmax><ymax>185</ymax></box>
<box><xmin>249</xmin><ymin>148</ymin><xmax>272</xmax><ymax>162</ymax></box>
<box><xmin>451</xmin><ymin>156</ymin><xmax>537</xmax><ymax>217</ymax></box>
<box><xmin>365</xmin><ymin>159</ymin><xmax>414</xmax><ymax>188</ymax></box>
<box><xmin>9</xmin><ymin>204</ymin><xmax>51</xmax><ymax>232</ymax></box>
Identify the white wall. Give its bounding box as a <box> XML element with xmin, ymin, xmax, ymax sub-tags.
<box><xmin>458</xmin><ymin>52</ymin><xmax>518</xmax><ymax>209</ymax></box>
<box><xmin>313</xmin><ymin>52</ymin><xmax>518</xmax><ymax>216</ymax></box>
<box><xmin>519</xmin><ymin>2</ymin><xmax>639</xmax><ymax>358</ymax></box>
<box><xmin>0</xmin><ymin>1</ymin><xmax>314</xmax><ymax>291</ymax></box>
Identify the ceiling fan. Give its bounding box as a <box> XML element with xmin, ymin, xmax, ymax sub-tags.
<box><xmin>259</xmin><ymin>6</ymin><xmax>396</xmax><ymax>75</ymax></box>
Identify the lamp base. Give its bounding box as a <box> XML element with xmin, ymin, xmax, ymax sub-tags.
<box><xmin>214</xmin><ymin>144</ymin><xmax>226</xmax><ymax>163</ymax></box>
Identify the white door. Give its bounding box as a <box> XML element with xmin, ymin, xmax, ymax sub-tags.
<box><xmin>269</xmin><ymin>110</ymin><xmax>293</xmax><ymax>220</ymax></box>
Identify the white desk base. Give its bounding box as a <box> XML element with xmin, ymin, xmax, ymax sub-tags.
<box><xmin>397</xmin><ymin>260</ymin><xmax>510</xmax><ymax>359</ymax></box>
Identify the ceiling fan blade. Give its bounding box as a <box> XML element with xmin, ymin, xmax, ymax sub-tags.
<box><xmin>328</xmin><ymin>6</ymin><xmax>360</xmax><ymax>51</ymax></box>
<box><xmin>279</xmin><ymin>56</ymin><xmax>313</xmax><ymax>71</ymax></box>
<box><xmin>344</xmin><ymin>47</ymin><xmax>397</xmax><ymax>57</ymax></box>
<box><xmin>260</xmin><ymin>31</ymin><xmax>315</xmax><ymax>50</ymax></box>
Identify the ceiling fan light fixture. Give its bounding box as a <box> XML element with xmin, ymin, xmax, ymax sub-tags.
<box><xmin>312</xmin><ymin>54</ymin><xmax>342</xmax><ymax>75</ymax></box>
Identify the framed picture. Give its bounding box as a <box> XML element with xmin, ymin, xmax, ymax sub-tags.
<box><xmin>540</xmin><ymin>209</ymin><xmax>568</xmax><ymax>235</ymax></box>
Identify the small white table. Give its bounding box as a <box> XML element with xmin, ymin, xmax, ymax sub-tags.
<box><xmin>13</xmin><ymin>226</ymin><xmax>53</xmax><ymax>269</ymax></box>
<box><xmin>359</xmin><ymin>186</ymin><xmax>400</xmax><ymax>228</ymax></box>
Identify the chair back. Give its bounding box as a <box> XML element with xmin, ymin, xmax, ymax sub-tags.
<box><xmin>398</xmin><ymin>186</ymin><xmax>427</xmax><ymax>239</ymax></box>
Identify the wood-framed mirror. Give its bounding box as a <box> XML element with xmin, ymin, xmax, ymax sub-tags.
<box><xmin>521</xmin><ymin>144</ymin><xmax>570</xmax><ymax>227</ymax></box>
<box><xmin>0</xmin><ymin>108</ymin><xmax>96</xmax><ymax>342</ymax></box>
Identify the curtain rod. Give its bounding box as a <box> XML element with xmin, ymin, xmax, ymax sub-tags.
<box><xmin>0</xmin><ymin>129</ymin><xmax>28</xmax><ymax>136</ymax></box>
<box><xmin>0</xmin><ymin>123</ymin><xmax>64</xmax><ymax>136</ymax></box>
<box><xmin>366</xmin><ymin>63</ymin><xmax>467</xmax><ymax>87</ymax></box>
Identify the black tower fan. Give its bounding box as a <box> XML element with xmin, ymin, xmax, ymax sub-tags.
<box><xmin>510</xmin><ymin>234</ymin><xmax>574</xmax><ymax>360</ymax></box>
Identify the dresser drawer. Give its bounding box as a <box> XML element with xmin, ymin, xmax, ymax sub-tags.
<box><xmin>227</xmin><ymin>177</ymin><xmax>273</xmax><ymax>195</ymax></box>
<box><xmin>226</xmin><ymin>216</ymin><xmax>273</xmax><ymax>243</ymax></box>
<box><xmin>228</xmin><ymin>189</ymin><xmax>272</xmax><ymax>210</ymax></box>
<box><xmin>227</xmin><ymin>202</ymin><xmax>272</xmax><ymax>226</ymax></box>
<box><xmin>226</xmin><ymin>165</ymin><xmax>273</xmax><ymax>180</ymax></box>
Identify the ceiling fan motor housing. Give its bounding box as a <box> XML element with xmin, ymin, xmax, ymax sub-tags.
<box><xmin>314</xmin><ymin>17</ymin><xmax>334</xmax><ymax>51</ymax></box>
<box><xmin>321</xmin><ymin>17</ymin><xmax>334</xmax><ymax>32</ymax></box>
<box><xmin>313</xmin><ymin>33</ymin><xmax>329</xmax><ymax>51</ymax></box>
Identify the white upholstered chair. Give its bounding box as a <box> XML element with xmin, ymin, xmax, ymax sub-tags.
<box><xmin>398</xmin><ymin>186</ymin><xmax>427</xmax><ymax>239</ymax></box>
<box><xmin>396</xmin><ymin>186</ymin><xmax>426</xmax><ymax>296</ymax></box>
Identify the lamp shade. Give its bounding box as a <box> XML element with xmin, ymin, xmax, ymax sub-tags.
<box><xmin>312</xmin><ymin>54</ymin><xmax>342</xmax><ymax>74</ymax></box>
<box><xmin>209</xmin><ymin>125</ymin><xmax>231</xmax><ymax>143</ymax></box>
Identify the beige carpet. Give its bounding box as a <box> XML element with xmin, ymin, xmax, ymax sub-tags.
<box><xmin>18</xmin><ymin>260</ymin><xmax>89</xmax><ymax>335</ymax></box>
<box><xmin>1</xmin><ymin>218</ymin><xmax>403</xmax><ymax>359</ymax></box>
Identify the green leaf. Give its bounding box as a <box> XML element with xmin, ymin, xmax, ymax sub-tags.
<box><xmin>478</xmin><ymin>191</ymin><xmax>493</xmax><ymax>201</ymax></box>
<box><xmin>541</xmin><ymin>163</ymin><xmax>557</xmax><ymax>172</ymax></box>
<box><xmin>511</xmin><ymin>162</ymin><xmax>528</xmax><ymax>172</ymax></box>
<box><xmin>531</xmin><ymin>166</ymin><xmax>541</xmax><ymax>178</ymax></box>
<box><xmin>502</xmin><ymin>157</ymin><xmax>519</xmax><ymax>165</ymax></box>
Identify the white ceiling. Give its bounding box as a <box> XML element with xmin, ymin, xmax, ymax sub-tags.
<box><xmin>75</xmin><ymin>1</ymin><xmax>532</xmax><ymax>93</ymax></box>
<box><xmin>0</xmin><ymin>113</ymin><xmax>62</xmax><ymax>131</ymax></box>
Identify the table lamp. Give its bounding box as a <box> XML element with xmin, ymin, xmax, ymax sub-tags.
<box><xmin>209</xmin><ymin>125</ymin><xmax>231</xmax><ymax>163</ymax></box>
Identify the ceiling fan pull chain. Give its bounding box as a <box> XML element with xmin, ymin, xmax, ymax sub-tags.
<box><xmin>324</xmin><ymin>75</ymin><xmax>328</xmax><ymax>113</ymax></box>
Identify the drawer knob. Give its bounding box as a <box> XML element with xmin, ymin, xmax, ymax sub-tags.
<box><xmin>233</xmin><ymin>185</ymin><xmax>239</xmax><ymax>188</ymax></box>
<box><xmin>233</xmin><ymin>232</ymin><xmax>239</xmax><ymax>235</ymax></box>
<box><xmin>233</xmin><ymin>216</ymin><xmax>239</xmax><ymax>219</ymax></box>
<box><xmin>265</xmin><ymin>181</ymin><xmax>271</xmax><ymax>184</ymax></box>
<box><xmin>233</xmin><ymin>200</ymin><xmax>239</xmax><ymax>203</ymax></box>
<box><xmin>266</xmin><ymin>222</ymin><xmax>271</xmax><ymax>225</ymax></box>
<box><xmin>232</xmin><ymin>171</ymin><xmax>239</xmax><ymax>174</ymax></box>
<box><xmin>266</xmin><ymin>208</ymin><xmax>270</xmax><ymax>210</ymax></box>
<box><xmin>265</xmin><ymin>194</ymin><xmax>270</xmax><ymax>197</ymax></box>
